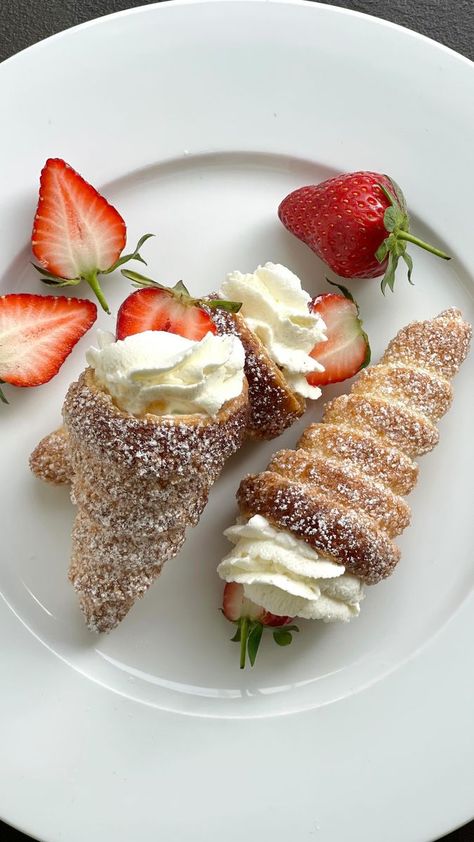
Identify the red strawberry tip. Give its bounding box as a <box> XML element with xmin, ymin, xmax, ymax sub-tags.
<box><xmin>374</xmin><ymin>179</ymin><xmax>450</xmax><ymax>294</ymax></box>
<box><xmin>121</xmin><ymin>269</ymin><xmax>242</xmax><ymax>315</ymax></box>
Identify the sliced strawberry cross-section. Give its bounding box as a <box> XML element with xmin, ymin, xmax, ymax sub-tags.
<box><xmin>116</xmin><ymin>286</ymin><xmax>216</xmax><ymax>342</ymax></box>
<box><xmin>32</xmin><ymin>158</ymin><xmax>152</xmax><ymax>313</ymax></box>
<box><xmin>0</xmin><ymin>293</ymin><xmax>97</xmax><ymax>403</ymax></box>
<box><xmin>308</xmin><ymin>284</ymin><xmax>370</xmax><ymax>387</ymax></box>
<box><xmin>117</xmin><ymin>271</ymin><xmax>242</xmax><ymax>342</ymax></box>
<box><xmin>222</xmin><ymin>582</ymin><xmax>298</xmax><ymax>669</ymax></box>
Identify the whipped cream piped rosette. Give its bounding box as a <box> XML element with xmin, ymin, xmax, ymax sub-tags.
<box><xmin>213</xmin><ymin>262</ymin><xmax>327</xmax><ymax>438</ymax></box>
<box><xmin>220</xmin><ymin>308</ymin><xmax>471</xmax><ymax>668</ymax></box>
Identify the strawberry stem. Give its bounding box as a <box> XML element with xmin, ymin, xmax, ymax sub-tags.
<box><xmin>239</xmin><ymin>617</ymin><xmax>248</xmax><ymax>670</ymax></box>
<box><xmin>396</xmin><ymin>230</ymin><xmax>450</xmax><ymax>260</ymax></box>
<box><xmin>0</xmin><ymin>381</ymin><xmax>9</xmax><ymax>405</ymax></box>
<box><xmin>85</xmin><ymin>271</ymin><xmax>110</xmax><ymax>314</ymax></box>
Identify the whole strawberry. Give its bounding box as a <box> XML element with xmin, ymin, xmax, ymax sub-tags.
<box><xmin>278</xmin><ymin>171</ymin><xmax>450</xmax><ymax>293</ymax></box>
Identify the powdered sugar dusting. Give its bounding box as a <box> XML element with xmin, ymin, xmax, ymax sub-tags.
<box><xmin>63</xmin><ymin>368</ymin><xmax>249</xmax><ymax>632</ymax></box>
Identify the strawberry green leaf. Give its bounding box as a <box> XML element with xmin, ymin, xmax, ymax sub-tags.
<box><xmin>375</xmin><ymin>238</ymin><xmax>390</xmax><ymax>263</ymax></box>
<box><xmin>31</xmin><ymin>263</ymin><xmax>77</xmax><ymax>283</ymax></box>
<box><xmin>402</xmin><ymin>251</ymin><xmax>414</xmax><ymax>285</ymax></box>
<box><xmin>121</xmin><ymin>269</ymin><xmax>167</xmax><ymax>289</ymax></box>
<box><xmin>103</xmin><ymin>233</ymin><xmax>154</xmax><ymax>274</ymax></box>
<box><xmin>383</xmin><ymin>205</ymin><xmax>401</xmax><ymax>233</ymax></box>
<box><xmin>361</xmin><ymin>330</ymin><xmax>371</xmax><ymax>368</ymax></box>
<box><xmin>239</xmin><ymin>617</ymin><xmax>249</xmax><ymax>669</ymax></box>
<box><xmin>381</xmin><ymin>250</ymin><xmax>398</xmax><ymax>295</ymax></box>
<box><xmin>247</xmin><ymin>622</ymin><xmax>264</xmax><ymax>667</ymax></box>
<box><xmin>0</xmin><ymin>381</ymin><xmax>9</xmax><ymax>405</ymax></box>
<box><xmin>230</xmin><ymin>625</ymin><xmax>241</xmax><ymax>643</ymax></box>
<box><xmin>375</xmin><ymin>180</ymin><xmax>449</xmax><ymax>294</ymax></box>
<box><xmin>173</xmin><ymin>280</ymin><xmax>191</xmax><ymax>296</ymax></box>
<box><xmin>40</xmin><ymin>277</ymin><xmax>82</xmax><ymax>288</ymax></box>
<box><xmin>377</xmin><ymin>181</ymin><xmax>398</xmax><ymax>208</ymax></box>
<box><xmin>273</xmin><ymin>629</ymin><xmax>293</xmax><ymax>647</ymax></box>
<box><xmin>325</xmin><ymin>278</ymin><xmax>356</xmax><ymax>305</ymax></box>
<box><xmin>205</xmin><ymin>298</ymin><xmax>242</xmax><ymax>314</ymax></box>
<box><xmin>386</xmin><ymin>176</ymin><xmax>407</xmax><ymax>212</ymax></box>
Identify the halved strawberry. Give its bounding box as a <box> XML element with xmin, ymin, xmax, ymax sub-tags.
<box><xmin>222</xmin><ymin>582</ymin><xmax>297</xmax><ymax>669</ymax></box>
<box><xmin>117</xmin><ymin>286</ymin><xmax>216</xmax><ymax>342</ymax></box>
<box><xmin>0</xmin><ymin>294</ymin><xmax>97</xmax><ymax>402</ymax></box>
<box><xmin>308</xmin><ymin>284</ymin><xmax>370</xmax><ymax>387</ymax></box>
<box><xmin>31</xmin><ymin>158</ymin><xmax>152</xmax><ymax>313</ymax></box>
<box><xmin>117</xmin><ymin>273</ymin><xmax>242</xmax><ymax>341</ymax></box>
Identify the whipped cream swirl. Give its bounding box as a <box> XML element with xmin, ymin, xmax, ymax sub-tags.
<box><xmin>219</xmin><ymin>262</ymin><xmax>326</xmax><ymax>399</ymax></box>
<box><xmin>217</xmin><ymin>515</ymin><xmax>364</xmax><ymax>621</ymax></box>
<box><xmin>86</xmin><ymin>329</ymin><xmax>245</xmax><ymax>417</ymax></box>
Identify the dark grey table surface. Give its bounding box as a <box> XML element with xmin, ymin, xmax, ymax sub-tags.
<box><xmin>0</xmin><ymin>1</ymin><xmax>473</xmax><ymax>841</ymax></box>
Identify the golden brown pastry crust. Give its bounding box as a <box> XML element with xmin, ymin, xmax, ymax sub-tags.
<box><xmin>268</xmin><ymin>448</ymin><xmax>411</xmax><ymax>537</ymax></box>
<box><xmin>237</xmin><ymin>471</ymin><xmax>401</xmax><ymax>584</ymax></box>
<box><xmin>29</xmin><ymin>427</ymin><xmax>71</xmax><ymax>485</ymax></box>
<box><xmin>236</xmin><ymin>309</ymin><xmax>471</xmax><ymax>586</ymax></box>
<box><xmin>212</xmin><ymin>308</ymin><xmax>305</xmax><ymax>439</ymax></box>
<box><xmin>297</xmin><ymin>423</ymin><xmax>419</xmax><ymax>497</ymax></box>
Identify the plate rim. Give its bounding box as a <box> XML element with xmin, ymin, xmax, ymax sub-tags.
<box><xmin>0</xmin><ymin>2</ymin><xmax>473</xmax><ymax>841</ymax></box>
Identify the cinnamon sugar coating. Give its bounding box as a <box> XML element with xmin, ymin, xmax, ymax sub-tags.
<box><xmin>63</xmin><ymin>369</ymin><xmax>250</xmax><ymax>632</ymax></box>
<box><xmin>29</xmin><ymin>427</ymin><xmax>72</xmax><ymax>485</ymax></box>
<box><xmin>237</xmin><ymin>309</ymin><xmax>471</xmax><ymax>585</ymax></box>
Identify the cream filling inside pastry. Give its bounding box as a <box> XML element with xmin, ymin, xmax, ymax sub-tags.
<box><xmin>217</xmin><ymin>515</ymin><xmax>364</xmax><ymax>621</ymax></box>
<box><xmin>86</xmin><ymin>329</ymin><xmax>246</xmax><ymax>416</ymax></box>
<box><xmin>218</xmin><ymin>262</ymin><xmax>326</xmax><ymax>399</ymax></box>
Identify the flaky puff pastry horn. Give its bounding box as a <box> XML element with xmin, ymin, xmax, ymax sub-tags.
<box><xmin>237</xmin><ymin>308</ymin><xmax>471</xmax><ymax>585</ymax></box>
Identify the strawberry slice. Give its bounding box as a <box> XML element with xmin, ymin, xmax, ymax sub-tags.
<box><xmin>31</xmin><ymin>158</ymin><xmax>152</xmax><ymax>313</ymax></box>
<box><xmin>0</xmin><ymin>294</ymin><xmax>97</xmax><ymax>402</ymax></box>
<box><xmin>117</xmin><ymin>273</ymin><xmax>242</xmax><ymax>342</ymax></box>
<box><xmin>222</xmin><ymin>582</ymin><xmax>297</xmax><ymax>669</ymax></box>
<box><xmin>117</xmin><ymin>286</ymin><xmax>216</xmax><ymax>342</ymax></box>
<box><xmin>308</xmin><ymin>284</ymin><xmax>370</xmax><ymax>387</ymax></box>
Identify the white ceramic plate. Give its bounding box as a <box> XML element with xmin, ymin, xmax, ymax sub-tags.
<box><xmin>1</xmin><ymin>2</ymin><xmax>473</xmax><ymax>840</ymax></box>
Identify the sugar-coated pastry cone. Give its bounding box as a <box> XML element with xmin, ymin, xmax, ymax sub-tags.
<box><xmin>28</xmin><ymin>303</ymin><xmax>305</xmax><ymax>479</ymax></box>
<box><xmin>236</xmin><ymin>309</ymin><xmax>471</xmax><ymax>586</ymax></box>
<box><xmin>61</xmin><ymin>368</ymin><xmax>249</xmax><ymax>632</ymax></box>
<box><xmin>29</xmin><ymin>305</ymin><xmax>311</xmax><ymax>481</ymax></box>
